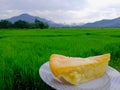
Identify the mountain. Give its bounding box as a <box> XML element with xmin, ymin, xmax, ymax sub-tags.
<box><xmin>81</xmin><ymin>17</ymin><xmax>120</xmax><ymax>28</ymax></box>
<box><xmin>7</xmin><ymin>13</ymin><xmax>66</xmax><ymax>27</ymax></box>
<box><xmin>5</xmin><ymin>13</ymin><xmax>120</xmax><ymax>28</ymax></box>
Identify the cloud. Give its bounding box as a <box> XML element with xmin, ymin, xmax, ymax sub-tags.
<box><xmin>0</xmin><ymin>0</ymin><xmax>120</xmax><ymax>24</ymax></box>
<box><xmin>0</xmin><ymin>0</ymin><xmax>87</xmax><ymax>11</ymax></box>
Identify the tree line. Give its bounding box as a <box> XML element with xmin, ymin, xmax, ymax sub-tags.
<box><xmin>0</xmin><ymin>19</ymin><xmax>49</xmax><ymax>29</ymax></box>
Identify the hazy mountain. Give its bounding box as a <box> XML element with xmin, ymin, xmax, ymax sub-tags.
<box><xmin>81</xmin><ymin>17</ymin><xmax>120</xmax><ymax>28</ymax></box>
<box><xmin>5</xmin><ymin>13</ymin><xmax>120</xmax><ymax>28</ymax></box>
<box><xmin>7</xmin><ymin>13</ymin><xmax>66</xmax><ymax>27</ymax></box>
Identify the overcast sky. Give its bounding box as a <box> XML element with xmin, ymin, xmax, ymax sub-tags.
<box><xmin>0</xmin><ymin>0</ymin><xmax>120</xmax><ymax>24</ymax></box>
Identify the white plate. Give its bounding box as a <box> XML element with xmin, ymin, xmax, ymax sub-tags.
<box><xmin>39</xmin><ymin>62</ymin><xmax>120</xmax><ymax>90</ymax></box>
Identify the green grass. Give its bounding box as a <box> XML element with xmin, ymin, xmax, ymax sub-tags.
<box><xmin>0</xmin><ymin>28</ymin><xmax>120</xmax><ymax>90</ymax></box>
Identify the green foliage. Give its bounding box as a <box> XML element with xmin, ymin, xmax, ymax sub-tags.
<box><xmin>0</xmin><ymin>19</ymin><xmax>49</xmax><ymax>29</ymax></box>
<box><xmin>0</xmin><ymin>28</ymin><xmax>120</xmax><ymax>90</ymax></box>
<box><xmin>14</xmin><ymin>20</ymin><xmax>30</xmax><ymax>29</ymax></box>
<box><xmin>34</xmin><ymin>19</ymin><xmax>49</xmax><ymax>29</ymax></box>
<box><xmin>0</xmin><ymin>20</ymin><xmax>13</xmax><ymax>28</ymax></box>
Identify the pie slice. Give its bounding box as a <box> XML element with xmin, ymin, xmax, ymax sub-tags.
<box><xmin>49</xmin><ymin>53</ymin><xmax>110</xmax><ymax>85</ymax></box>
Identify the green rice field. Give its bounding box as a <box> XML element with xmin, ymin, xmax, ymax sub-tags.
<box><xmin>0</xmin><ymin>28</ymin><xmax>120</xmax><ymax>90</ymax></box>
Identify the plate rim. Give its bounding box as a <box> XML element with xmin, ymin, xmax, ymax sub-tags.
<box><xmin>39</xmin><ymin>61</ymin><xmax>120</xmax><ymax>90</ymax></box>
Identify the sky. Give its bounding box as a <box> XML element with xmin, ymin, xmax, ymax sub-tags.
<box><xmin>0</xmin><ymin>0</ymin><xmax>120</xmax><ymax>24</ymax></box>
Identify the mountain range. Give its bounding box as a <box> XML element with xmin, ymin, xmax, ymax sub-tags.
<box><xmin>82</xmin><ymin>17</ymin><xmax>120</xmax><ymax>28</ymax></box>
<box><xmin>3</xmin><ymin>13</ymin><xmax>120</xmax><ymax>28</ymax></box>
<box><xmin>7</xmin><ymin>13</ymin><xmax>67</xmax><ymax>27</ymax></box>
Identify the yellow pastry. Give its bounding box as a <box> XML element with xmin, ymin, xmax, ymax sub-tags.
<box><xmin>49</xmin><ymin>54</ymin><xmax>110</xmax><ymax>85</ymax></box>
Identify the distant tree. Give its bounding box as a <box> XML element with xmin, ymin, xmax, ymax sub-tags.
<box><xmin>34</xmin><ymin>19</ymin><xmax>49</xmax><ymax>29</ymax></box>
<box><xmin>35</xmin><ymin>19</ymin><xmax>44</xmax><ymax>29</ymax></box>
<box><xmin>0</xmin><ymin>19</ymin><xmax>49</xmax><ymax>29</ymax></box>
<box><xmin>0</xmin><ymin>20</ymin><xmax>13</xmax><ymax>28</ymax></box>
<box><xmin>14</xmin><ymin>20</ymin><xmax>30</xmax><ymax>28</ymax></box>
<box><xmin>29</xmin><ymin>23</ymin><xmax>36</xmax><ymax>28</ymax></box>
<box><xmin>44</xmin><ymin>23</ymin><xmax>49</xmax><ymax>29</ymax></box>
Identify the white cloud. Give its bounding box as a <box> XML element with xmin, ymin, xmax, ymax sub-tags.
<box><xmin>0</xmin><ymin>0</ymin><xmax>120</xmax><ymax>24</ymax></box>
<box><xmin>0</xmin><ymin>0</ymin><xmax>86</xmax><ymax>10</ymax></box>
<box><xmin>0</xmin><ymin>10</ymin><xmax>23</xmax><ymax>19</ymax></box>
<box><xmin>87</xmin><ymin>0</ymin><xmax>120</xmax><ymax>10</ymax></box>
